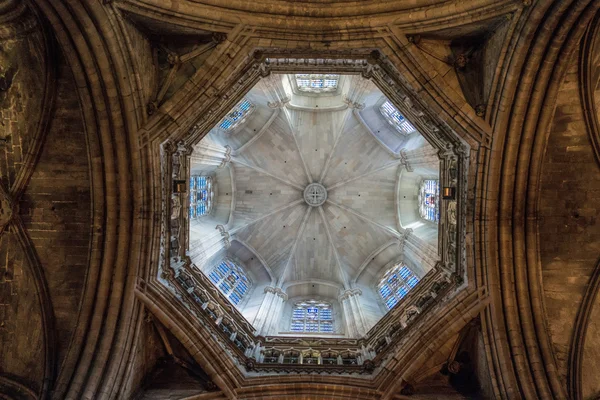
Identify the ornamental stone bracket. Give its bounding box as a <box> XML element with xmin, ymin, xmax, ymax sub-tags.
<box><xmin>398</xmin><ymin>149</ymin><xmax>414</xmax><ymax>172</ymax></box>
<box><xmin>264</xmin><ymin>286</ymin><xmax>288</xmax><ymax>301</ymax></box>
<box><xmin>338</xmin><ymin>288</ymin><xmax>363</xmax><ymax>302</ymax></box>
<box><xmin>397</xmin><ymin>228</ymin><xmax>413</xmax><ymax>253</ymax></box>
<box><xmin>216</xmin><ymin>224</ymin><xmax>231</xmax><ymax>248</ymax></box>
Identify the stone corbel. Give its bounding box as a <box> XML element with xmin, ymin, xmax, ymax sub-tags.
<box><xmin>267</xmin><ymin>97</ymin><xmax>290</xmax><ymax>109</ymax></box>
<box><xmin>218</xmin><ymin>145</ymin><xmax>232</xmax><ymax>168</ymax></box>
<box><xmin>264</xmin><ymin>286</ymin><xmax>288</xmax><ymax>301</ymax></box>
<box><xmin>216</xmin><ymin>224</ymin><xmax>231</xmax><ymax>248</ymax></box>
<box><xmin>338</xmin><ymin>288</ymin><xmax>363</xmax><ymax>302</ymax></box>
<box><xmin>342</xmin><ymin>96</ymin><xmax>365</xmax><ymax>110</ymax></box>
<box><xmin>397</xmin><ymin>228</ymin><xmax>412</xmax><ymax>253</ymax></box>
<box><xmin>399</xmin><ymin>149</ymin><xmax>413</xmax><ymax>172</ymax></box>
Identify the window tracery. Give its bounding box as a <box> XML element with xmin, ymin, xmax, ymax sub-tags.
<box><xmin>378</xmin><ymin>264</ymin><xmax>420</xmax><ymax>310</ymax></box>
<box><xmin>290</xmin><ymin>300</ymin><xmax>334</xmax><ymax>333</ymax></box>
<box><xmin>218</xmin><ymin>98</ymin><xmax>254</xmax><ymax>130</ymax></box>
<box><xmin>418</xmin><ymin>179</ymin><xmax>439</xmax><ymax>223</ymax></box>
<box><xmin>189</xmin><ymin>176</ymin><xmax>213</xmax><ymax>218</ymax></box>
<box><xmin>380</xmin><ymin>100</ymin><xmax>417</xmax><ymax>135</ymax></box>
<box><xmin>295</xmin><ymin>73</ymin><xmax>339</xmax><ymax>93</ymax></box>
<box><xmin>208</xmin><ymin>260</ymin><xmax>251</xmax><ymax>306</ymax></box>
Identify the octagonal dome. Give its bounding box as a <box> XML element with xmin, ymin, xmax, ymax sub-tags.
<box><xmin>187</xmin><ymin>73</ymin><xmax>442</xmax><ymax>337</ymax></box>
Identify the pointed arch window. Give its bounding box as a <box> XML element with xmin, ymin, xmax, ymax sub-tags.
<box><xmin>208</xmin><ymin>260</ymin><xmax>251</xmax><ymax>306</ymax></box>
<box><xmin>290</xmin><ymin>300</ymin><xmax>334</xmax><ymax>333</ymax></box>
<box><xmin>418</xmin><ymin>179</ymin><xmax>439</xmax><ymax>223</ymax></box>
<box><xmin>189</xmin><ymin>176</ymin><xmax>213</xmax><ymax>219</ymax></box>
<box><xmin>218</xmin><ymin>98</ymin><xmax>254</xmax><ymax>130</ymax></box>
<box><xmin>295</xmin><ymin>74</ymin><xmax>339</xmax><ymax>93</ymax></box>
<box><xmin>378</xmin><ymin>264</ymin><xmax>420</xmax><ymax>310</ymax></box>
<box><xmin>380</xmin><ymin>100</ymin><xmax>417</xmax><ymax>135</ymax></box>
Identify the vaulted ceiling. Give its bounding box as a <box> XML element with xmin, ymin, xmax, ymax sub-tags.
<box><xmin>191</xmin><ymin>75</ymin><xmax>439</xmax><ymax>293</ymax></box>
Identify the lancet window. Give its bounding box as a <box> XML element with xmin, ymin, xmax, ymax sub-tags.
<box><xmin>418</xmin><ymin>179</ymin><xmax>439</xmax><ymax>223</ymax></box>
<box><xmin>218</xmin><ymin>98</ymin><xmax>254</xmax><ymax>130</ymax></box>
<box><xmin>290</xmin><ymin>300</ymin><xmax>334</xmax><ymax>333</ymax></box>
<box><xmin>295</xmin><ymin>74</ymin><xmax>339</xmax><ymax>93</ymax></box>
<box><xmin>380</xmin><ymin>100</ymin><xmax>417</xmax><ymax>135</ymax></box>
<box><xmin>378</xmin><ymin>264</ymin><xmax>420</xmax><ymax>310</ymax></box>
<box><xmin>208</xmin><ymin>260</ymin><xmax>251</xmax><ymax>306</ymax></box>
<box><xmin>189</xmin><ymin>176</ymin><xmax>213</xmax><ymax>218</ymax></box>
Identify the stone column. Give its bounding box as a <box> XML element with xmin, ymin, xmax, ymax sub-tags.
<box><xmin>253</xmin><ymin>286</ymin><xmax>287</xmax><ymax>336</ymax></box>
<box><xmin>339</xmin><ymin>289</ymin><xmax>367</xmax><ymax>337</ymax></box>
<box><xmin>403</xmin><ymin>230</ymin><xmax>438</xmax><ymax>276</ymax></box>
<box><xmin>191</xmin><ymin>142</ymin><xmax>231</xmax><ymax>169</ymax></box>
<box><xmin>400</xmin><ymin>144</ymin><xmax>439</xmax><ymax>173</ymax></box>
<box><xmin>188</xmin><ymin>225</ymin><xmax>231</xmax><ymax>268</ymax></box>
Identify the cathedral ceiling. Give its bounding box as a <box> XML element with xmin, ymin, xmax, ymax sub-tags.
<box><xmin>2</xmin><ymin>0</ymin><xmax>600</xmax><ymax>399</ymax></box>
<box><xmin>193</xmin><ymin>75</ymin><xmax>439</xmax><ymax>291</ymax></box>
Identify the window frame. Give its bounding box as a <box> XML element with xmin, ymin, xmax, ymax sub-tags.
<box><xmin>418</xmin><ymin>178</ymin><xmax>439</xmax><ymax>223</ymax></box>
<box><xmin>290</xmin><ymin>300</ymin><xmax>334</xmax><ymax>334</ymax></box>
<box><xmin>379</xmin><ymin>99</ymin><xmax>417</xmax><ymax>135</ymax></box>
<box><xmin>189</xmin><ymin>175</ymin><xmax>213</xmax><ymax>219</ymax></box>
<box><xmin>217</xmin><ymin>98</ymin><xmax>255</xmax><ymax>131</ymax></box>
<box><xmin>294</xmin><ymin>73</ymin><xmax>340</xmax><ymax>94</ymax></box>
<box><xmin>207</xmin><ymin>259</ymin><xmax>252</xmax><ymax>307</ymax></box>
<box><xmin>377</xmin><ymin>263</ymin><xmax>420</xmax><ymax>310</ymax></box>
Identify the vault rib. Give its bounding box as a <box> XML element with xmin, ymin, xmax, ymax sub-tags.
<box><xmin>290</xmin><ymin>123</ymin><xmax>314</xmax><ymax>183</ymax></box>
<box><xmin>277</xmin><ymin>205</ymin><xmax>313</xmax><ymax>286</ymax></box>
<box><xmin>318</xmin><ymin>206</ymin><xmax>350</xmax><ymax>290</ymax></box>
<box><xmin>325</xmin><ymin>160</ymin><xmax>403</xmax><ymax>191</ymax></box>
<box><xmin>229</xmin><ymin>199</ymin><xmax>305</xmax><ymax>235</ymax></box>
<box><xmin>231</xmin><ymin>158</ymin><xmax>305</xmax><ymax>191</ymax></box>
<box><xmin>326</xmin><ymin>198</ymin><xmax>402</xmax><ymax>239</ymax></box>
<box><xmin>318</xmin><ymin>108</ymin><xmax>353</xmax><ymax>184</ymax></box>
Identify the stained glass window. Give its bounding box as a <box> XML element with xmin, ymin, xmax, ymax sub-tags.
<box><xmin>190</xmin><ymin>176</ymin><xmax>213</xmax><ymax>218</ymax></box>
<box><xmin>218</xmin><ymin>98</ymin><xmax>254</xmax><ymax>130</ymax></box>
<box><xmin>295</xmin><ymin>74</ymin><xmax>339</xmax><ymax>93</ymax></box>
<box><xmin>290</xmin><ymin>300</ymin><xmax>334</xmax><ymax>333</ymax></box>
<box><xmin>418</xmin><ymin>179</ymin><xmax>439</xmax><ymax>223</ymax></box>
<box><xmin>378</xmin><ymin>264</ymin><xmax>420</xmax><ymax>310</ymax></box>
<box><xmin>208</xmin><ymin>260</ymin><xmax>251</xmax><ymax>306</ymax></box>
<box><xmin>380</xmin><ymin>100</ymin><xmax>417</xmax><ymax>135</ymax></box>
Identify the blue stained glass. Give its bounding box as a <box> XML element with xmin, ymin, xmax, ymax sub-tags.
<box><xmin>407</xmin><ymin>276</ymin><xmax>419</xmax><ymax>288</ymax></box>
<box><xmin>219</xmin><ymin>281</ymin><xmax>231</xmax><ymax>293</ymax></box>
<box><xmin>219</xmin><ymin>119</ymin><xmax>233</xmax><ymax>129</ymax></box>
<box><xmin>380</xmin><ymin>100</ymin><xmax>416</xmax><ymax>135</ymax></box>
<box><xmin>190</xmin><ymin>207</ymin><xmax>196</xmax><ymax>218</ymax></box>
<box><xmin>386</xmin><ymin>297</ymin><xmax>398</xmax><ymax>308</ymax></box>
<box><xmin>218</xmin><ymin>99</ymin><xmax>253</xmax><ymax>131</ymax></box>
<box><xmin>291</xmin><ymin>322</ymin><xmax>304</xmax><ymax>331</ymax></box>
<box><xmin>396</xmin><ymin>286</ymin><xmax>409</xmax><ymax>299</ymax></box>
<box><xmin>208</xmin><ymin>260</ymin><xmax>251</xmax><ymax>308</ymax></box>
<box><xmin>380</xmin><ymin>285</ymin><xmax>391</xmax><ymax>297</ymax></box>
<box><xmin>380</xmin><ymin>264</ymin><xmax>420</xmax><ymax>310</ymax></box>
<box><xmin>217</xmin><ymin>262</ymin><xmax>229</xmax><ymax>275</ymax></box>
<box><xmin>209</xmin><ymin>271</ymin><xmax>220</xmax><ymax>284</ymax></box>
<box><xmin>399</xmin><ymin>266</ymin><xmax>411</xmax><ymax>280</ymax></box>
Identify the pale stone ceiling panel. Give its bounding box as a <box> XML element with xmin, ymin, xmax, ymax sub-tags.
<box><xmin>291</xmin><ymin>207</ymin><xmax>341</xmax><ymax>284</ymax></box>
<box><xmin>328</xmin><ymin>165</ymin><xmax>400</xmax><ymax>231</ymax></box>
<box><xmin>322</xmin><ymin>114</ymin><xmax>397</xmax><ymax>187</ymax></box>
<box><xmin>234</xmin><ymin>204</ymin><xmax>307</xmax><ymax>280</ymax></box>
<box><xmin>322</xmin><ymin>203</ymin><xmax>396</xmax><ymax>280</ymax></box>
<box><xmin>236</xmin><ymin>113</ymin><xmax>309</xmax><ymax>187</ymax></box>
<box><xmin>231</xmin><ymin>164</ymin><xmax>302</xmax><ymax>227</ymax></box>
<box><xmin>287</xmin><ymin>108</ymin><xmax>348</xmax><ymax>182</ymax></box>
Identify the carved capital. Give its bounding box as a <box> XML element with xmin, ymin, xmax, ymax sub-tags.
<box><xmin>338</xmin><ymin>288</ymin><xmax>362</xmax><ymax>302</ymax></box>
<box><xmin>264</xmin><ymin>286</ymin><xmax>288</xmax><ymax>300</ymax></box>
